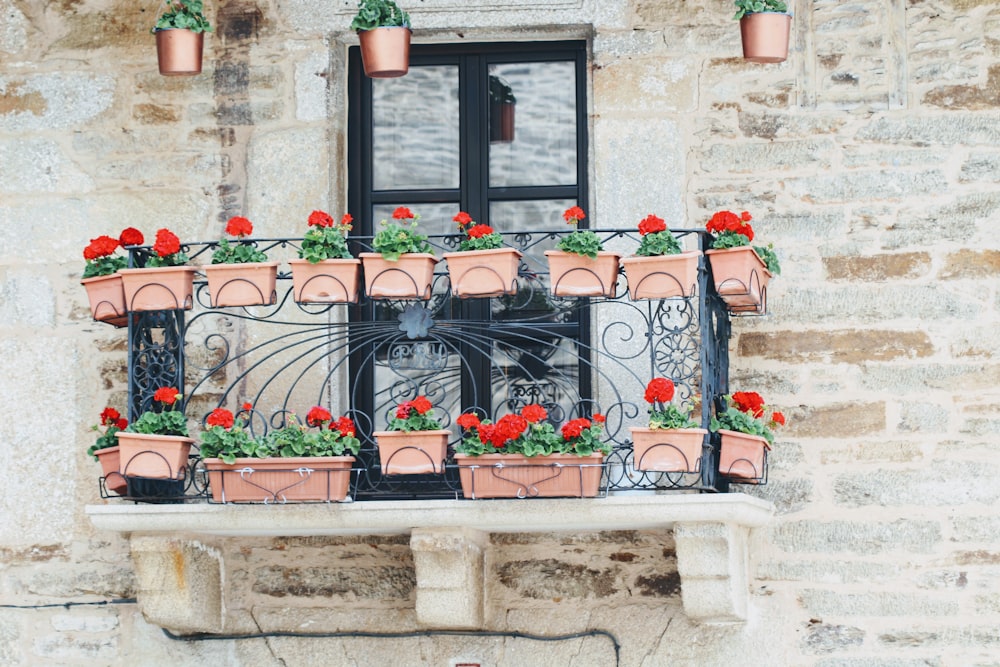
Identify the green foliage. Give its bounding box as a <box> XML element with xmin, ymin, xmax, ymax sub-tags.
<box><xmin>350</xmin><ymin>0</ymin><xmax>411</xmax><ymax>31</ymax></box>
<box><xmin>260</xmin><ymin>416</ymin><xmax>361</xmax><ymax>457</ymax></box>
<box><xmin>753</xmin><ymin>243</ymin><xmax>781</xmax><ymax>275</ymax></box>
<box><xmin>144</xmin><ymin>251</ymin><xmax>189</xmax><ymax>268</ymax></box>
<box><xmin>88</xmin><ymin>424</ymin><xmax>123</xmax><ymax>459</ymax></box>
<box><xmin>153</xmin><ymin>0</ymin><xmax>213</xmax><ymax>33</ymax></box>
<box><xmin>128</xmin><ymin>408</ymin><xmax>189</xmax><ymax>437</ymax></box>
<box><xmin>648</xmin><ymin>403</ymin><xmax>700</xmax><ymax>430</ymax></box>
<box><xmin>199</xmin><ymin>421</ymin><xmax>264</xmax><ymax>464</ymax></box>
<box><xmin>636</xmin><ymin>231</ymin><xmax>682</xmax><ymax>257</ymax></box>
<box><xmin>455</xmin><ymin>420</ymin><xmax>562</xmax><ymax>457</ymax></box>
<box><xmin>709</xmin><ymin>230</ymin><xmax>751</xmax><ymax>250</ymax></box>
<box><xmin>556</xmin><ymin>230</ymin><xmax>604</xmax><ymax>259</ymax></box>
<box><xmin>458</xmin><ymin>231</ymin><xmax>504</xmax><ymax>251</ymax></box>
<box><xmin>83</xmin><ymin>255</ymin><xmax>127</xmax><ymax>279</ymax></box>
<box><xmin>299</xmin><ymin>226</ymin><xmax>353</xmax><ymax>262</ymax></box>
<box><xmin>711</xmin><ymin>407</ymin><xmax>774</xmax><ymax>444</ymax></box>
<box><xmin>733</xmin><ymin>0</ymin><xmax>788</xmax><ymax>20</ymax></box>
<box><xmin>211</xmin><ymin>239</ymin><xmax>268</xmax><ymax>265</ymax></box>
<box><xmin>372</xmin><ymin>221</ymin><xmax>433</xmax><ymax>261</ymax></box>
<box><xmin>387</xmin><ymin>409</ymin><xmax>442</xmax><ymax>432</ymax></box>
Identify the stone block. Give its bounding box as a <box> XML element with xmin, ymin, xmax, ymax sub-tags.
<box><xmin>784</xmin><ymin>402</ymin><xmax>885</xmax><ymax>438</ymax></box>
<box><xmin>951</xmin><ymin>516</ymin><xmax>1000</xmax><ymax>543</ymax></box>
<box><xmin>757</xmin><ymin>559</ymin><xmax>900</xmax><ymax>584</ymax></box>
<box><xmin>771</xmin><ymin>519</ymin><xmax>941</xmax><ymax>555</ymax></box>
<box><xmin>804</xmin><ymin>622</ymin><xmax>866</xmax><ymax>654</ymax></box>
<box><xmin>897</xmin><ymin>401</ymin><xmax>949</xmax><ymax>433</ymax></box>
<box><xmin>860</xmin><ymin>363</ymin><xmax>1000</xmax><ymax>395</ymax></box>
<box><xmin>0</xmin><ymin>73</ymin><xmax>114</xmax><ymax>131</ymax></box>
<box><xmin>0</xmin><ymin>0</ymin><xmax>28</xmax><ymax>54</ymax></box>
<box><xmin>776</xmin><ymin>285</ymin><xmax>980</xmax><ymax>323</ymax></box>
<box><xmin>833</xmin><ymin>463</ymin><xmax>1000</xmax><ymax>507</ymax></box>
<box><xmin>0</xmin><ymin>615</ymin><xmax>18</xmax><ymax>666</ymax></box>
<box><xmin>960</xmin><ymin>151</ymin><xmax>1000</xmax><ymax>182</ymax></box>
<box><xmin>674</xmin><ymin>522</ymin><xmax>749</xmax><ymax>622</ymax></box>
<box><xmin>593</xmin><ymin>56</ymin><xmax>697</xmax><ymax>114</ymax></box>
<box><xmin>295</xmin><ymin>49</ymin><xmax>330</xmax><ymax>122</ymax></box>
<box><xmin>823</xmin><ymin>253</ymin><xmax>931</xmax><ymax>281</ymax></box>
<box><xmin>924</xmin><ymin>65</ymin><xmax>1000</xmax><ymax>110</ymax></box>
<box><xmin>739</xmin><ymin>112</ymin><xmax>849</xmax><ymax>140</ymax></box>
<box><xmin>785</xmin><ymin>169</ymin><xmax>947</xmax><ymax>205</ymax></box>
<box><xmin>32</xmin><ymin>633</ymin><xmax>117</xmax><ymax>660</ymax></box>
<box><xmin>939</xmin><ymin>250</ymin><xmax>1000</xmax><ymax>279</ymax></box>
<box><xmin>0</xmin><ymin>138</ymin><xmax>94</xmax><ymax>193</ymax></box>
<box><xmin>0</xmin><ymin>269</ymin><xmax>55</xmax><ymax>327</ymax></box>
<box><xmin>247</xmin><ymin>127</ymin><xmax>330</xmax><ymax>233</ymax></box>
<box><xmin>410</xmin><ymin>527</ymin><xmax>487</xmax><ymax>629</ymax></box>
<box><xmin>800</xmin><ymin>589</ymin><xmax>959</xmax><ymax>616</ymax></box>
<box><xmin>250</xmin><ymin>564</ymin><xmax>414</xmax><ymax>600</ymax></box>
<box><xmin>700</xmin><ymin>139</ymin><xmax>834</xmax><ymax>174</ymax></box>
<box><xmin>738</xmin><ymin>329</ymin><xmax>933</xmax><ymax>363</ymax></box>
<box><xmin>856</xmin><ymin>115</ymin><xmax>1000</xmax><ymax>146</ymax></box>
<box><xmin>129</xmin><ymin>536</ymin><xmax>224</xmax><ymax>634</ymax></box>
<box><xmin>50</xmin><ymin>614</ymin><xmax>119</xmax><ymax>633</ymax></box>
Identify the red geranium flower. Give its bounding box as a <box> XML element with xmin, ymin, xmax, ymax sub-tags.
<box><xmin>771</xmin><ymin>411</ymin><xmax>786</xmax><ymax>426</ymax></box>
<box><xmin>392</xmin><ymin>206</ymin><xmax>415</xmax><ymax>220</ymax></box>
<box><xmin>521</xmin><ymin>404</ymin><xmax>547</xmax><ymax>424</ymax></box>
<box><xmin>593</xmin><ymin>413</ymin><xmax>606</xmax><ymax>423</ymax></box>
<box><xmin>83</xmin><ymin>235</ymin><xmax>120</xmax><ymax>260</ymax></box>
<box><xmin>561</xmin><ymin>417</ymin><xmax>590</xmax><ymax>440</ymax></box>
<box><xmin>100</xmin><ymin>407</ymin><xmax>121</xmax><ymax>425</ymax></box>
<box><xmin>453</xmin><ymin>211</ymin><xmax>473</xmax><ymax>227</ymax></box>
<box><xmin>119</xmin><ymin>227</ymin><xmax>144</xmax><ymax>247</ymax></box>
<box><xmin>152</xmin><ymin>229</ymin><xmax>181</xmax><ymax>258</ymax></box>
<box><xmin>206</xmin><ymin>408</ymin><xmax>234</xmax><ymax>429</ymax></box>
<box><xmin>396</xmin><ymin>402</ymin><xmax>413</xmax><ymax>419</ymax></box>
<box><xmin>331</xmin><ymin>416</ymin><xmax>356</xmax><ymax>437</ymax></box>
<box><xmin>116</xmin><ymin>418</ymin><xmax>128</xmax><ymax>430</ymax></box>
<box><xmin>731</xmin><ymin>391</ymin><xmax>765</xmax><ymax>418</ymax></box>
<box><xmin>496</xmin><ymin>414</ymin><xmax>528</xmax><ymax>442</ymax></box>
<box><xmin>457</xmin><ymin>413</ymin><xmax>481</xmax><ymax>430</ymax></box>
<box><xmin>411</xmin><ymin>396</ymin><xmax>433</xmax><ymax>415</ymax></box>
<box><xmin>242</xmin><ymin>402</ymin><xmax>253</xmax><ymax>411</ymax></box>
<box><xmin>466</xmin><ymin>224</ymin><xmax>495</xmax><ymax>239</ymax></box>
<box><xmin>563</xmin><ymin>206</ymin><xmax>586</xmax><ymax>225</ymax></box>
<box><xmin>644</xmin><ymin>378</ymin><xmax>675</xmax><ymax>404</ymax></box>
<box><xmin>306</xmin><ymin>406</ymin><xmax>332</xmax><ymax>427</ymax></box>
<box><xmin>225</xmin><ymin>216</ymin><xmax>253</xmax><ymax>237</ymax></box>
<box><xmin>477</xmin><ymin>423</ymin><xmax>496</xmax><ymax>445</ymax></box>
<box><xmin>340</xmin><ymin>213</ymin><xmax>353</xmax><ymax>230</ymax></box>
<box><xmin>637</xmin><ymin>214</ymin><xmax>666</xmax><ymax>236</ymax></box>
<box><xmin>153</xmin><ymin>386</ymin><xmax>179</xmax><ymax>405</ymax></box>
<box><xmin>308</xmin><ymin>210</ymin><xmax>334</xmax><ymax>228</ymax></box>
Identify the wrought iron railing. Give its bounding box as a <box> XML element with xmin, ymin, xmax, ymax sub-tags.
<box><xmin>111</xmin><ymin>228</ymin><xmax>749</xmax><ymax>501</ymax></box>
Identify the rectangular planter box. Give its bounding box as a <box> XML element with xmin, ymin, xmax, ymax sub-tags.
<box><xmin>203</xmin><ymin>261</ymin><xmax>279</xmax><ymax>307</ymax></box>
<box><xmin>203</xmin><ymin>456</ymin><xmax>355</xmax><ymax>503</ymax></box>
<box><xmin>455</xmin><ymin>453</ymin><xmax>605</xmax><ymax>499</ymax></box>
<box><xmin>374</xmin><ymin>430</ymin><xmax>450</xmax><ymax>475</ymax></box>
<box><xmin>116</xmin><ymin>432</ymin><xmax>194</xmax><ymax>480</ymax></box>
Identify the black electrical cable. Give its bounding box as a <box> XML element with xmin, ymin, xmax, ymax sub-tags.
<box><xmin>163</xmin><ymin>627</ymin><xmax>621</xmax><ymax>666</ymax></box>
<box><xmin>0</xmin><ymin>598</ymin><xmax>137</xmax><ymax>610</ymax></box>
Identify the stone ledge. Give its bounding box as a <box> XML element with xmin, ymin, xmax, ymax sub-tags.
<box><xmin>86</xmin><ymin>494</ymin><xmax>774</xmax><ymax>629</ymax></box>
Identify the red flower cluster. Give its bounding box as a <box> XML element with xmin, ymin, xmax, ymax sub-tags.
<box><xmin>396</xmin><ymin>395</ymin><xmax>433</xmax><ymax>419</ymax></box>
<box><xmin>456</xmin><ymin>413</ymin><xmax>481</xmax><ymax>430</ymax></box>
<box><xmin>478</xmin><ymin>413</ymin><xmax>529</xmax><ymax>448</ymax></box>
<box><xmin>561</xmin><ymin>417</ymin><xmax>592</xmax><ymax>440</ymax></box>
<box><xmin>153</xmin><ymin>386</ymin><xmax>180</xmax><ymax>406</ymax></box>
<box><xmin>706</xmin><ymin>210</ymin><xmax>754</xmax><ymax>242</ymax></box>
<box><xmin>393</xmin><ymin>206</ymin><xmax>415</xmax><ymax>220</ymax></box>
<box><xmin>83</xmin><ymin>235</ymin><xmax>120</xmax><ymax>260</ymax></box>
<box><xmin>563</xmin><ymin>206</ymin><xmax>586</xmax><ymax>225</ymax></box>
<box><xmin>206</xmin><ymin>408</ymin><xmax>235</xmax><ymax>429</ymax></box>
<box><xmin>466</xmin><ymin>224</ymin><xmax>495</xmax><ymax>239</ymax></box>
<box><xmin>731</xmin><ymin>391</ymin><xmax>765</xmax><ymax>417</ymax></box>
<box><xmin>308</xmin><ymin>210</ymin><xmax>335</xmax><ymax>227</ymax></box>
<box><xmin>225</xmin><ymin>216</ymin><xmax>253</xmax><ymax>237</ymax></box>
<box><xmin>771</xmin><ymin>411</ymin><xmax>786</xmax><ymax>426</ymax></box>
<box><xmin>120</xmin><ymin>227</ymin><xmax>144</xmax><ymax>247</ymax></box>
<box><xmin>644</xmin><ymin>377</ymin><xmax>675</xmax><ymax>404</ymax></box>
<box><xmin>453</xmin><ymin>211</ymin><xmax>473</xmax><ymax>227</ymax></box>
<box><xmin>522</xmin><ymin>404</ymin><xmax>547</xmax><ymax>423</ymax></box>
<box><xmin>637</xmin><ymin>214</ymin><xmax>666</xmax><ymax>236</ymax></box>
<box><xmin>330</xmin><ymin>416</ymin><xmax>356</xmax><ymax>437</ymax></box>
<box><xmin>100</xmin><ymin>407</ymin><xmax>128</xmax><ymax>430</ymax></box>
<box><xmin>306</xmin><ymin>405</ymin><xmax>332</xmax><ymax>427</ymax></box>
<box><xmin>152</xmin><ymin>228</ymin><xmax>182</xmax><ymax>258</ymax></box>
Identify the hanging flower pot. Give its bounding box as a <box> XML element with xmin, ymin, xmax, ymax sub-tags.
<box><xmin>739</xmin><ymin>12</ymin><xmax>792</xmax><ymax>64</ymax></box>
<box><xmin>289</xmin><ymin>258</ymin><xmax>362</xmax><ymax>303</ymax></box>
<box><xmin>621</xmin><ymin>251</ymin><xmax>701</xmax><ymax>300</ymax></box>
<box><xmin>93</xmin><ymin>446</ymin><xmax>128</xmax><ymax>495</ymax></box>
<box><xmin>717</xmin><ymin>429</ymin><xmax>769</xmax><ymax>483</ymax></box>
<box><xmin>630</xmin><ymin>427</ymin><xmax>707</xmax><ymax>473</ymax></box>
<box><xmin>119</xmin><ymin>266</ymin><xmax>198</xmax><ymax>312</ymax></box>
<box><xmin>81</xmin><ymin>273</ymin><xmax>129</xmax><ymax>327</ymax></box>
<box><xmin>361</xmin><ymin>253</ymin><xmax>439</xmax><ymax>300</ymax></box>
<box><xmin>358</xmin><ymin>27</ymin><xmax>412</xmax><ymax>78</ymax></box>
<box><xmin>155</xmin><ymin>29</ymin><xmax>204</xmax><ymax>75</ymax></box>
<box><xmin>705</xmin><ymin>246</ymin><xmax>771</xmax><ymax>313</ymax></box>
<box><xmin>455</xmin><ymin>453</ymin><xmax>605</xmax><ymax>499</ymax></box>
<box><xmin>544</xmin><ymin>250</ymin><xmax>620</xmax><ymax>298</ymax></box>
<box><xmin>204</xmin><ymin>456</ymin><xmax>355</xmax><ymax>503</ymax></box>
<box><xmin>443</xmin><ymin>248</ymin><xmax>522</xmax><ymax>298</ymax></box>
<box><xmin>203</xmin><ymin>262</ymin><xmax>279</xmax><ymax>308</ymax></box>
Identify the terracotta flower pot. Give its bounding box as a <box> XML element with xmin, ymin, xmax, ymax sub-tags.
<box><xmin>705</xmin><ymin>247</ymin><xmax>772</xmax><ymax>314</ymax></box>
<box><xmin>630</xmin><ymin>427</ymin><xmax>707</xmax><ymax>473</ymax></box>
<box><xmin>360</xmin><ymin>252</ymin><xmax>439</xmax><ymax>300</ymax></box>
<box><xmin>621</xmin><ymin>250</ymin><xmax>701</xmax><ymax>300</ymax></box>
<box><xmin>93</xmin><ymin>445</ymin><xmax>128</xmax><ymax>495</ymax></box>
<box><xmin>118</xmin><ymin>266</ymin><xmax>197</xmax><ymax>312</ymax></box>
<box><xmin>490</xmin><ymin>102</ymin><xmax>516</xmax><ymax>142</ymax></box>
<box><xmin>443</xmin><ymin>248</ymin><xmax>522</xmax><ymax>298</ymax></box>
<box><xmin>717</xmin><ymin>429</ymin><xmax>770</xmax><ymax>483</ymax></box>
<box><xmin>544</xmin><ymin>250</ymin><xmax>621</xmax><ymax>298</ymax></box>
<box><xmin>740</xmin><ymin>12</ymin><xmax>792</xmax><ymax>64</ymax></box>
<box><xmin>80</xmin><ymin>273</ymin><xmax>129</xmax><ymax>327</ymax></box>
<box><xmin>373</xmin><ymin>430</ymin><xmax>451</xmax><ymax>475</ymax></box>
<box><xmin>358</xmin><ymin>27</ymin><xmax>411</xmax><ymax>78</ymax></box>
<box><xmin>203</xmin><ymin>261</ymin><xmax>279</xmax><ymax>308</ymax></box>
<box><xmin>454</xmin><ymin>453</ymin><xmax>605</xmax><ymax>499</ymax></box>
<box><xmin>203</xmin><ymin>456</ymin><xmax>355</xmax><ymax>503</ymax></box>
<box><xmin>116</xmin><ymin>431</ymin><xmax>194</xmax><ymax>480</ymax></box>
<box><xmin>289</xmin><ymin>258</ymin><xmax>362</xmax><ymax>304</ymax></box>
<box><xmin>155</xmin><ymin>28</ymin><xmax>204</xmax><ymax>76</ymax></box>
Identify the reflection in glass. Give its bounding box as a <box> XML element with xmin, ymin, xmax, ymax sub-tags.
<box><xmin>489</xmin><ymin>62</ymin><xmax>577</xmax><ymax>188</ymax></box>
<box><xmin>373</xmin><ymin>66</ymin><xmax>460</xmax><ymax>190</ymax></box>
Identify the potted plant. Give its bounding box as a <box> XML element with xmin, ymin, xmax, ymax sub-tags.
<box><xmin>545</xmin><ymin>206</ymin><xmax>620</xmax><ymax>297</ymax></box>
<box><xmin>630</xmin><ymin>378</ymin><xmax>706</xmax><ymax>473</ymax></box>
<box><xmin>373</xmin><ymin>395</ymin><xmax>450</xmax><ymax>474</ymax></box>
<box><xmin>488</xmin><ymin>74</ymin><xmax>516</xmax><ymax>142</ymax></box>
<box><xmin>704</xmin><ymin>210</ymin><xmax>780</xmax><ymax>314</ymax></box>
<box><xmin>201</xmin><ymin>405</ymin><xmax>359</xmax><ymax>503</ymax></box>
<box><xmin>118</xmin><ymin>227</ymin><xmax>197</xmax><ymax>311</ymax></box>
<box><xmin>620</xmin><ymin>214</ymin><xmax>702</xmax><ymax>300</ymax></box>
<box><xmin>453</xmin><ymin>404</ymin><xmax>609</xmax><ymax>498</ymax></box>
<box><xmin>289</xmin><ymin>211</ymin><xmax>362</xmax><ymax>304</ymax></box>
<box><xmin>711</xmin><ymin>390</ymin><xmax>785</xmax><ymax>483</ymax></box>
<box><xmin>152</xmin><ymin>0</ymin><xmax>212</xmax><ymax>76</ymax></box>
<box><xmin>361</xmin><ymin>206</ymin><xmax>439</xmax><ymax>300</ymax></box>
<box><xmin>442</xmin><ymin>211</ymin><xmax>522</xmax><ymax>297</ymax></box>
<box><xmin>203</xmin><ymin>216</ymin><xmax>279</xmax><ymax>308</ymax></box>
<box><xmin>88</xmin><ymin>407</ymin><xmax>129</xmax><ymax>495</ymax></box>
<box><xmin>116</xmin><ymin>386</ymin><xmax>194</xmax><ymax>480</ymax></box>
<box><xmin>351</xmin><ymin>0</ymin><xmax>412</xmax><ymax>78</ymax></box>
<box><xmin>734</xmin><ymin>0</ymin><xmax>791</xmax><ymax>64</ymax></box>
<box><xmin>80</xmin><ymin>227</ymin><xmax>144</xmax><ymax>327</ymax></box>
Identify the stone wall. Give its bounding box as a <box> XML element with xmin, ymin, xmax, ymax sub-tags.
<box><xmin>2</xmin><ymin>0</ymin><xmax>999</xmax><ymax>664</ymax></box>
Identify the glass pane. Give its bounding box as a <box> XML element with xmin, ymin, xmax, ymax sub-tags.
<box><xmin>490</xmin><ymin>198</ymin><xmax>577</xmax><ymax>273</ymax></box>
<box><xmin>489</xmin><ymin>62</ymin><xmax>577</xmax><ymax>187</ymax></box>
<box><xmin>372</xmin><ymin>202</ymin><xmax>460</xmax><ymax>240</ymax></box>
<box><xmin>373</xmin><ymin>66</ymin><xmax>460</xmax><ymax>190</ymax></box>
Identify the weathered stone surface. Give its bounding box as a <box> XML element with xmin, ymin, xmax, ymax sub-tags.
<box><xmin>800</xmin><ymin>589</ymin><xmax>959</xmax><ymax>617</ymax></box>
<box><xmin>247</xmin><ymin>127</ymin><xmax>329</xmax><ymax>233</ymax></box>
<box><xmin>772</xmin><ymin>520</ymin><xmax>941</xmax><ymax>554</ymax></box>
<box><xmin>897</xmin><ymin>401</ymin><xmax>949</xmax><ymax>433</ymax></box>
<box><xmin>593</xmin><ymin>56</ymin><xmax>697</xmax><ymax>114</ymax></box>
<box><xmin>786</xmin><ymin>169</ymin><xmax>948</xmax><ymax>204</ymax></box>
<box><xmin>939</xmin><ymin>250</ymin><xmax>1000</xmax><ymax>279</ymax></box>
<box><xmin>820</xmin><ymin>441</ymin><xmax>925</xmax><ymax>465</ymax></box>
<box><xmin>878</xmin><ymin>626</ymin><xmax>1000</xmax><ymax>648</ymax></box>
<box><xmin>0</xmin><ymin>138</ymin><xmax>94</xmax><ymax>193</ymax></box>
<box><xmin>738</xmin><ymin>329</ymin><xmax>933</xmax><ymax>363</ymax></box>
<box><xmin>924</xmin><ymin>65</ymin><xmax>1000</xmax><ymax>109</ymax></box>
<box><xmin>131</xmin><ymin>103</ymin><xmax>181</xmax><ymax>124</ymax></box>
<box><xmin>252</xmin><ymin>565</ymin><xmax>415</xmax><ymax>599</ymax></box>
<box><xmin>295</xmin><ymin>48</ymin><xmax>330</xmax><ymax>122</ymax></box>
<box><xmin>951</xmin><ymin>516</ymin><xmax>1000</xmax><ymax>542</ymax></box>
<box><xmin>700</xmin><ymin>139</ymin><xmax>834</xmax><ymax>173</ymax></box>
<box><xmin>0</xmin><ymin>0</ymin><xmax>28</xmax><ymax>54</ymax></box>
<box><xmin>739</xmin><ymin>112</ymin><xmax>848</xmax><ymax>140</ymax></box>
<box><xmin>0</xmin><ymin>268</ymin><xmax>55</xmax><ymax>326</ymax></box>
<box><xmin>758</xmin><ymin>559</ymin><xmax>901</xmax><ymax>584</ymax></box>
<box><xmin>0</xmin><ymin>73</ymin><xmax>114</xmax><ymax>131</ymax></box>
<box><xmin>814</xmin><ymin>659</ymin><xmax>944</xmax><ymax>667</ymax></box>
<box><xmin>0</xmin><ymin>616</ymin><xmax>18</xmax><ymax>666</ymax></box>
<box><xmin>823</xmin><ymin>253</ymin><xmax>931</xmax><ymax>281</ymax></box>
<box><xmin>495</xmin><ymin>558</ymin><xmax>618</xmax><ymax>599</ymax></box>
<box><xmin>32</xmin><ymin>633</ymin><xmax>117</xmax><ymax>660</ymax></box>
<box><xmin>960</xmin><ymin>151</ymin><xmax>1000</xmax><ymax>182</ymax></box>
<box><xmin>50</xmin><ymin>613</ymin><xmax>119</xmax><ymax>633</ymax></box>
<box><xmin>740</xmin><ymin>477</ymin><xmax>813</xmax><ymax>515</ymax></box>
<box><xmin>804</xmin><ymin>622</ymin><xmax>865</xmax><ymax>654</ymax></box>
<box><xmin>833</xmin><ymin>463</ymin><xmax>1000</xmax><ymax>507</ymax></box>
<box><xmin>782</xmin><ymin>402</ymin><xmax>885</xmax><ymax>438</ymax></box>
<box><xmin>776</xmin><ymin>285</ymin><xmax>981</xmax><ymax>323</ymax></box>
<box><xmin>860</xmin><ymin>364</ymin><xmax>1000</xmax><ymax>394</ymax></box>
